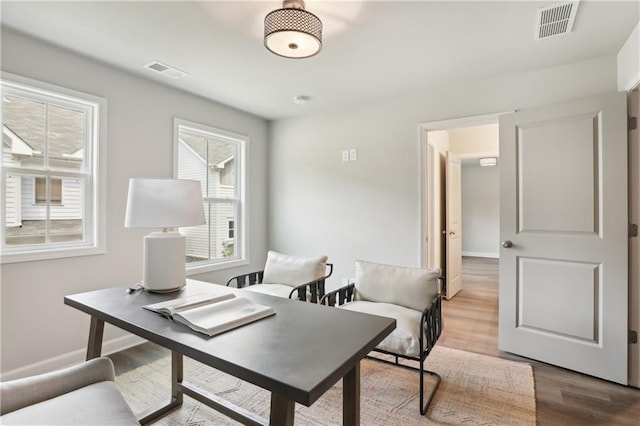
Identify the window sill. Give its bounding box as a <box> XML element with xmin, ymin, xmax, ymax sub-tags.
<box><xmin>0</xmin><ymin>245</ymin><xmax>105</xmax><ymax>264</ymax></box>
<box><xmin>186</xmin><ymin>258</ymin><xmax>249</xmax><ymax>275</ymax></box>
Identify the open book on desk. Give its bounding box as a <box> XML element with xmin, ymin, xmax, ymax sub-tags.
<box><xmin>143</xmin><ymin>291</ymin><xmax>275</xmax><ymax>337</ymax></box>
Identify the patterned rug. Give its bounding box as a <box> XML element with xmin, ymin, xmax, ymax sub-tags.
<box><xmin>115</xmin><ymin>346</ymin><xmax>536</xmax><ymax>425</ymax></box>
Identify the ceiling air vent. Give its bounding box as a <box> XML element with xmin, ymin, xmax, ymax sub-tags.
<box><xmin>143</xmin><ymin>61</ymin><xmax>188</xmax><ymax>79</ymax></box>
<box><xmin>535</xmin><ymin>1</ymin><xmax>579</xmax><ymax>40</ymax></box>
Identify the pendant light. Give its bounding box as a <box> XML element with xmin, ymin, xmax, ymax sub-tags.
<box><xmin>264</xmin><ymin>0</ymin><xmax>323</xmax><ymax>59</ymax></box>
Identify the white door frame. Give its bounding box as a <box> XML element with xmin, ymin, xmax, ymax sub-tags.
<box><xmin>628</xmin><ymin>86</ymin><xmax>639</xmax><ymax>388</ymax></box>
<box><xmin>418</xmin><ymin>112</ymin><xmax>508</xmax><ymax>269</ymax></box>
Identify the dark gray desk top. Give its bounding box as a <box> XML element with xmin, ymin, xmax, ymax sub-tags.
<box><xmin>64</xmin><ymin>279</ymin><xmax>395</xmax><ymax>406</ymax></box>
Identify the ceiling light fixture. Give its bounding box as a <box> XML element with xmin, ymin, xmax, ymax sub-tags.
<box><xmin>264</xmin><ymin>0</ymin><xmax>322</xmax><ymax>59</ymax></box>
<box><xmin>479</xmin><ymin>157</ymin><xmax>498</xmax><ymax>167</ymax></box>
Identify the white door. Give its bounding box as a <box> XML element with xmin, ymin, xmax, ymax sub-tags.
<box><xmin>445</xmin><ymin>151</ymin><xmax>462</xmax><ymax>299</ymax></box>
<box><xmin>425</xmin><ymin>143</ymin><xmax>436</xmax><ymax>269</ymax></box>
<box><xmin>499</xmin><ymin>92</ymin><xmax>628</xmax><ymax>384</ymax></box>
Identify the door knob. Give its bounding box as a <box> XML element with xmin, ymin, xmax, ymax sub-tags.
<box><xmin>442</xmin><ymin>230</ymin><xmax>456</xmax><ymax>235</ymax></box>
<box><xmin>502</xmin><ymin>240</ymin><xmax>513</xmax><ymax>248</ymax></box>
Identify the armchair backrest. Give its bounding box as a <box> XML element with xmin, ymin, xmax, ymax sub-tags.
<box><xmin>262</xmin><ymin>250</ymin><xmax>329</xmax><ymax>287</ymax></box>
<box><xmin>354</xmin><ymin>260</ymin><xmax>440</xmax><ymax>311</ymax></box>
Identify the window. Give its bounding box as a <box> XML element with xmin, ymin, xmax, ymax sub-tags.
<box><xmin>1</xmin><ymin>73</ymin><xmax>106</xmax><ymax>263</ymax></box>
<box><xmin>174</xmin><ymin>118</ymin><xmax>247</xmax><ymax>272</ymax></box>
<box><xmin>228</xmin><ymin>219</ymin><xmax>235</xmax><ymax>239</ymax></box>
<box><xmin>35</xmin><ymin>177</ymin><xmax>62</xmax><ymax>205</ymax></box>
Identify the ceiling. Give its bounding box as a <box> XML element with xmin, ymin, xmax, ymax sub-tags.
<box><xmin>1</xmin><ymin>1</ymin><xmax>638</xmax><ymax>121</ymax></box>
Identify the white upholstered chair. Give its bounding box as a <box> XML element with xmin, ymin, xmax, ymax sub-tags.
<box><xmin>0</xmin><ymin>357</ymin><xmax>138</xmax><ymax>425</ymax></box>
<box><xmin>226</xmin><ymin>250</ymin><xmax>333</xmax><ymax>303</ymax></box>
<box><xmin>321</xmin><ymin>260</ymin><xmax>443</xmax><ymax>414</ymax></box>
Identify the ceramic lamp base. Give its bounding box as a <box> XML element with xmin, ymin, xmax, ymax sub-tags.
<box><xmin>143</xmin><ymin>231</ymin><xmax>186</xmax><ymax>292</ymax></box>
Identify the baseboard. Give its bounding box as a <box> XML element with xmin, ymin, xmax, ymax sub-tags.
<box><xmin>1</xmin><ymin>334</ymin><xmax>146</xmax><ymax>381</ymax></box>
<box><xmin>462</xmin><ymin>251</ymin><xmax>499</xmax><ymax>259</ymax></box>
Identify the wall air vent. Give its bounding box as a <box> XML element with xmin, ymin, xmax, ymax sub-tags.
<box><xmin>143</xmin><ymin>61</ymin><xmax>188</xmax><ymax>79</ymax></box>
<box><xmin>535</xmin><ymin>1</ymin><xmax>579</xmax><ymax>40</ymax></box>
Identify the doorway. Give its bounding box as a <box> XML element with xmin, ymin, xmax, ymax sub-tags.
<box><xmin>421</xmin><ymin>91</ymin><xmax>640</xmax><ymax>386</ymax></box>
<box><xmin>420</xmin><ymin>114</ymin><xmax>501</xmax><ymax>299</ymax></box>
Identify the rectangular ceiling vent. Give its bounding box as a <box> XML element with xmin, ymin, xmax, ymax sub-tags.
<box><xmin>144</xmin><ymin>61</ymin><xmax>188</xmax><ymax>79</ymax></box>
<box><xmin>535</xmin><ymin>1</ymin><xmax>579</xmax><ymax>40</ymax></box>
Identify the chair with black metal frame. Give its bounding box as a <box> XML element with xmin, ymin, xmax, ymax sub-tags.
<box><xmin>320</xmin><ymin>260</ymin><xmax>443</xmax><ymax>415</ymax></box>
<box><xmin>226</xmin><ymin>250</ymin><xmax>333</xmax><ymax>303</ymax></box>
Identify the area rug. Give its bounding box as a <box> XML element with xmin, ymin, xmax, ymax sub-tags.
<box><xmin>115</xmin><ymin>346</ymin><xmax>536</xmax><ymax>425</ymax></box>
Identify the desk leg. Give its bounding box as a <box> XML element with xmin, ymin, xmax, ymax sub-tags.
<box><xmin>269</xmin><ymin>393</ymin><xmax>294</xmax><ymax>426</ymax></box>
<box><xmin>138</xmin><ymin>351</ymin><xmax>184</xmax><ymax>424</ymax></box>
<box><xmin>86</xmin><ymin>316</ymin><xmax>104</xmax><ymax>360</ymax></box>
<box><xmin>172</xmin><ymin>351</ymin><xmax>184</xmax><ymax>405</ymax></box>
<box><xmin>343</xmin><ymin>361</ymin><xmax>361</xmax><ymax>425</ymax></box>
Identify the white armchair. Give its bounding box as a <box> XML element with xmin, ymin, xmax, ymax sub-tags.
<box><xmin>226</xmin><ymin>250</ymin><xmax>333</xmax><ymax>303</ymax></box>
<box><xmin>0</xmin><ymin>357</ymin><xmax>138</xmax><ymax>425</ymax></box>
<box><xmin>321</xmin><ymin>260</ymin><xmax>443</xmax><ymax>415</ymax></box>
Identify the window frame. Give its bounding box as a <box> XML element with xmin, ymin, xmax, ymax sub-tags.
<box><xmin>0</xmin><ymin>72</ymin><xmax>107</xmax><ymax>263</ymax></box>
<box><xmin>173</xmin><ymin>118</ymin><xmax>248</xmax><ymax>274</ymax></box>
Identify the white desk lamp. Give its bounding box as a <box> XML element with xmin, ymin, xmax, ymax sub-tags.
<box><xmin>125</xmin><ymin>178</ymin><xmax>205</xmax><ymax>292</ymax></box>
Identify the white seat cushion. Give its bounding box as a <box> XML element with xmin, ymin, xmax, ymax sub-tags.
<box><xmin>243</xmin><ymin>283</ymin><xmax>294</xmax><ymax>299</ymax></box>
<box><xmin>340</xmin><ymin>300</ymin><xmax>423</xmax><ymax>357</ymax></box>
<box><xmin>262</xmin><ymin>251</ymin><xmax>328</xmax><ymax>287</ymax></box>
<box><xmin>0</xmin><ymin>381</ymin><xmax>138</xmax><ymax>425</ymax></box>
<box><xmin>354</xmin><ymin>260</ymin><xmax>440</xmax><ymax>311</ymax></box>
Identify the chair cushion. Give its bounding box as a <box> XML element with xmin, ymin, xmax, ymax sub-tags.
<box><xmin>0</xmin><ymin>381</ymin><xmax>139</xmax><ymax>425</ymax></box>
<box><xmin>340</xmin><ymin>301</ymin><xmax>423</xmax><ymax>357</ymax></box>
<box><xmin>354</xmin><ymin>260</ymin><xmax>440</xmax><ymax>311</ymax></box>
<box><xmin>262</xmin><ymin>251</ymin><xmax>328</xmax><ymax>287</ymax></box>
<box><xmin>243</xmin><ymin>283</ymin><xmax>294</xmax><ymax>299</ymax></box>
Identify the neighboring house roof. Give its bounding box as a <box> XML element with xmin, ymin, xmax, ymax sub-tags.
<box><xmin>180</xmin><ymin>133</ymin><xmax>233</xmax><ymax>168</ymax></box>
<box><xmin>2</xmin><ymin>94</ymin><xmax>84</xmax><ymax>158</ymax></box>
<box><xmin>3</xmin><ymin>125</ymin><xmax>35</xmax><ymax>155</ymax></box>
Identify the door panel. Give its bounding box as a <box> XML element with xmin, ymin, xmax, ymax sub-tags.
<box><xmin>518</xmin><ymin>258</ymin><xmax>599</xmax><ymax>341</ymax></box>
<box><xmin>445</xmin><ymin>152</ymin><xmax>462</xmax><ymax>299</ymax></box>
<box><xmin>518</xmin><ymin>114</ymin><xmax>598</xmax><ymax>233</ymax></box>
<box><xmin>499</xmin><ymin>92</ymin><xmax>628</xmax><ymax>384</ymax></box>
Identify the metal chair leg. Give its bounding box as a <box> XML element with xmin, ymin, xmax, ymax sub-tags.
<box><xmin>420</xmin><ymin>357</ymin><xmax>441</xmax><ymax>415</ymax></box>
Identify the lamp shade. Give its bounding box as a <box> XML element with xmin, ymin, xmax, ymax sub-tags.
<box><xmin>124</xmin><ymin>178</ymin><xmax>205</xmax><ymax>228</ymax></box>
<box><xmin>264</xmin><ymin>0</ymin><xmax>322</xmax><ymax>58</ymax></box>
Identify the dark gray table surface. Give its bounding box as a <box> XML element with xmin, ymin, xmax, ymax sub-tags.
<box><xmin>64</xmin><ymin>279</ymin><xmax>396</xmax><ymax>406</ymax></box>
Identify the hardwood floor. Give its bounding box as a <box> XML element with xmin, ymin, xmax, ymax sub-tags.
<box><xmin>440</xmin><ymin>256</ymin><xmax>640</xmax><ymax>425</ymax></box>
<box><xmin>110</xmin><ymin>256</ymin><xmax>640</xmax><ymax>425</ymax></box>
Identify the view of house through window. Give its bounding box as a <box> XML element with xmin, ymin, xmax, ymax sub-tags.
<box><xmin>1</xmin><ymin>76</ymin><xmax>101</xmax><ymax>258</ymax></box>
<box><xmin>175</xmin><ymin>119</ymin><xmax>246</xmax><ymax>269</ymax></box>
<box><xmin>35</xmin><ymin>177</ymin><xmax>63</xmax><ymax>205</ymax></box>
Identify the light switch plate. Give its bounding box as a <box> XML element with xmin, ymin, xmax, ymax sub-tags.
<box><xmin>349</xmin><ymin>148</ymin><xmax>358</xmax><ymax>161</ymax></box>
<box><xmin>342</xmin><ymin>150</ymin><xmax>349</xmax><ymax>162</ymax></box>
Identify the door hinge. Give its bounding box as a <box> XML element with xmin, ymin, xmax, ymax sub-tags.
<box><xmin>630</xmin><ymin>224</ymin><xmax>638</xmax><ymax>237</ymax></box>
<box><xmin>630</xmin><ymin>116</ymin><xmax>638</xmax><ymax>130</ymax></box>
<box><xmin>630</xmin><ymin>330</ymin><xmax>638</xmax><ymax>344</ymax></box>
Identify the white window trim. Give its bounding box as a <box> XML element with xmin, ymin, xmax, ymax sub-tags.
<box><xmin>173</xmin><ymin>118</ymin><xmax>249</xmax><ymax>274</ymax></box>
<box><xmin>0</xmin><ymin>72</ymin><xmax>107</xmax><ymax>264</ymax></box>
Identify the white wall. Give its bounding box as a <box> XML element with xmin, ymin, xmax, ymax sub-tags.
<box><xmin>461</xmin><ymin>163</ymin><xmax>500</xmax><ymax>258</ymax></box>
<box><xmin>0</xmin><ymin>28</ymin><xmax>269</xmax><ymax>377</ymax></box>
<box><xmin>617</xmin><ymin>22</ymin><xmax>639</xmax><ymax>91</ymax></box>
<box><xmin>269</xmin><ymin>55</ymin><xmax>619</xmax><ymax>291</ymax></box>
<box><xmin>449</xmin><ymin>124</ymin><xmax>499</xmax><ymax>157</ymax></box>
